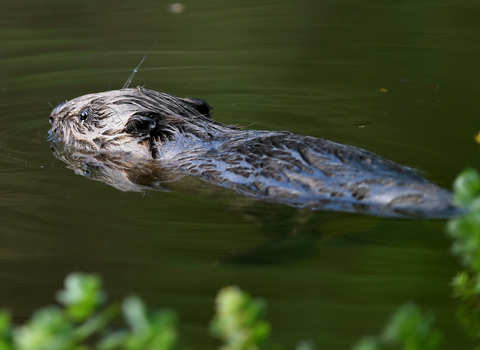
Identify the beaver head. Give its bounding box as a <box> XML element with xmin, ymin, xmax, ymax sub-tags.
<box><xmin>48</xmin><ymin>86</ymin><xmax>224</xmax><ymax>158</ymax></box>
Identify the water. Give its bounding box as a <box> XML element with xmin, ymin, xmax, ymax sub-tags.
<box><xmin>1</xmin><ymin>1</ymin><xmax>480</xmax><ymax>349</ymax></box>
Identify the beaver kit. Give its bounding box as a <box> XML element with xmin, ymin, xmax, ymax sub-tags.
<box><xmin>48</xmin><ymin>86</ymin><xmax>459</xmax><ymax>218</ymax></box>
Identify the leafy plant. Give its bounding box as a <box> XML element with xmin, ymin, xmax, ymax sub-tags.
<box><xmin>0</xmin><ymin>273</ymin><xmax>273</xmax><ymax>350</ymax></box>
<box><xmin>445</xmin><ymin>168</ymin><xmax>480</xmax><ymax>338</ymax></box>
<box><xmin>352</xmin><ymin>303</ymin><xmax>442</xmax><ymax>350</ymax></box>
<box><xmin>0</xmin><ymin>272</ymin><xmax>179</xmax><ymax>350</ymax></box>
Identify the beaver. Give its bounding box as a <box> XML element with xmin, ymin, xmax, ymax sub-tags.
<box><xmin>48</xmin><ymin>86</ymin><xmax>460</xmax><ymax>218</ymax></box>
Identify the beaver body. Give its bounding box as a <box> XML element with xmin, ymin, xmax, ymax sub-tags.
<box><xmin>48</xmin><ymin>86</ymin><xmax>459</xmax><ymax>218</ymax></box>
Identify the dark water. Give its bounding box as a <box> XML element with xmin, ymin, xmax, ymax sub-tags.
<box><xmin>1</xmin><ymin>1</ymin><xmax>480</xmax><ymax>349</ymax></box>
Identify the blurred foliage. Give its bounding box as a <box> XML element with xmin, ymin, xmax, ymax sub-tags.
<box><xmin>210</xmin><ymin>286</ymin><xmax>270</xmax><ymax>350</ymax></box>
<box><xmin>351</xmin><ymin>303</ymin><xmax>442</xmax><ymax>350</ymax></box>
<box><xmin>0</xmin><ymin>272</ymin><xmax>177</xmax><ymax>350</ymax></box>
<box><xmin>446</xmin><ymin>168</ymin><xmax>480</xmax><ymax>338</ymax></box>
<box><xmin>55</xmin><ymin>273</ymin><xmax>105</xmax><ymax>322</ymax></box>
<box><xmin>0</xmin><ymin>264</ymin><xmax>453</xmax><ymax>350</ymax></box>
<box><xmin>452</xmin><ymin>168</ymin><xmax>480</xmax><ymax>211</ymax></box>
<box><xmin>448</xmin><ymin>168</ymin><xmax>480</xmax><ymax>270</ymax></box>
<box><xmin>0</xmin><ymin>273</ymin><xmax>271</xmax><ymax>350</ymax></box>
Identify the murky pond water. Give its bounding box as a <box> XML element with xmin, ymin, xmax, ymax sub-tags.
<box><xmin>2</xmin><ymin>1</ymin><xmax>480</xmax><ymax>349</ymax></box>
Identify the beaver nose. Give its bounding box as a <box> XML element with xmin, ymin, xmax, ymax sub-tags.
<box><xmin>49</xmin><ymin>101</ymin><xmax>68</xmax><ymax>125</ymax></box>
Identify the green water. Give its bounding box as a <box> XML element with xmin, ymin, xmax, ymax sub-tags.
<box><xmin>1</xmin><ymin>1</ymin><xmax>480</xmax><ymax>349</ymax></box>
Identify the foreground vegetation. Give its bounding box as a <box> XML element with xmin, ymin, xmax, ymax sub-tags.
<box><xmin>0</xmin><ymin>271</ymin><xmax>447</xmax><ymax>350</ymax></box>
<box><xmin>3</xmin><ymin>168</ymin><xmax>480</xmax><ymax>350</ymax></box>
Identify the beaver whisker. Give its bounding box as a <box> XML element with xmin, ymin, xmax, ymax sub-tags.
<box><xmin>122</xmin><ymin>42</ymin><xmax>157</xmax><ymax>89</ymax></box>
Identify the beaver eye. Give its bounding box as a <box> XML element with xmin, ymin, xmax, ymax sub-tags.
<box><xmin>80</xmin><ymin>109</ymin><xmax>89</xmax><ymax>122</ymax></box>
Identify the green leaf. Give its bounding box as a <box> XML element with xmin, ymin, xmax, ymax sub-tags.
<box><xmin>351</xmin><ymin>303</ymin><xmax>442</xmax><ymax>350</ymax></box>
<box><xmin>56</xmin><ymin>273</ymin><xmax>106</xmax><ymax>321</ymax></box>
<box><xmin>380</xmin><ymin>303</ymin><xmax>442</xmax><ymax>350</ymax></box>
<box><xmin>122</xmin><ymin>296</ymin><xmax>149</xmax><ymax>334</ymax></box>
<box><xmin>0</xmin><ymin>311</ymin><xmax>11</xmax><ymax>339</ymax></box>
<box><xmin>13</xmin><ymin>306</ymin><xmax>73</xmax><ymax>350</ymax></box>
<box><xmin>73</xmin><ymin>302</ymin><xmax>121</xmax><ymax>341</ymax></box>
<box><xmin>447</xmin><ymin>213</ymin><xmax>480</xmax><ymax>270</ymax></box>
<box><xmin>96</xmin><ymin>330</ymin><xmax>129</xmax><ymax>350</ymax></box>
<box><xmin>453</xmin><ymin>168</ymin><xmax>480</xmax><ymax>209</ymax></box>
<box><xmin>122</xmin><ymin>297</ymin><xmax>178</xmax><ymax>350</ymax></box>
<box><xmin>211</xmin><ymin>286</ymin><xmax>270</xmax><ymax>350</ymax></box>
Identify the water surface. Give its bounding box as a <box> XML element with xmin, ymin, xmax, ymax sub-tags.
<box><xmin>1</xmin><ymin>1</ymin><xmax>480</xmax><ymax>349</ymax></box>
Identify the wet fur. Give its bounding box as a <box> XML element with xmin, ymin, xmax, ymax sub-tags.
<box><xmin>49</xmin><ymin>86</ymin><xmax>460</xmax><ymax>218</ymax></box>
<box><xmin>49</xmin><ymin>87</ymin><xmax>227</xmax><ymax>156</ymax></box>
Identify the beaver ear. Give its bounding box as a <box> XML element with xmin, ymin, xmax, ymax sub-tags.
<box><xmin>184</xmin><ymin>98</ymin><xmax>213</xmax><ymax>117</ymax></box>
<box><xmin>125</xmin><ymin>114</ymin><xmax>157</xmax><ymax>139</ymax></box>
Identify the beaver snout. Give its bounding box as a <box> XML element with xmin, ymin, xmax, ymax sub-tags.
<box><xmin>49</xmin><ymin>101</ymin><xmax>67</xmax><ymax>124</ymax></box>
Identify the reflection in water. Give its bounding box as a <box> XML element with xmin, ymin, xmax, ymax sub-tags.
<box><xmin>50</xmin><ymin>142</ymin><xmax>186</xmax><ymax>193</ymax></box>
<box><xmin>51</xmin><ymin>141</ymin><xmax>327</xmax><ymax>265</ymax></box>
